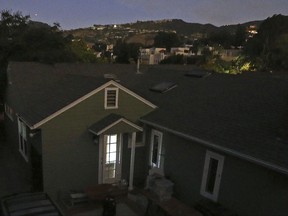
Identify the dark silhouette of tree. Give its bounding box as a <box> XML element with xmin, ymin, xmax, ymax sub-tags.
<box><xmin>0</xmin><ymin>10</ymin><xmax>29</xmax><ymax>68</ymax></box>
<box><xmin>154</xmin><ymin>32</ymin><xmax>181</xmax><ymax>51</ymax></box>
<box><xmin>244</xmin><ymin>14</ymin><xmax>288</xmax><ymax>70</ymax></box>
<box><xmin>233</xmin><ymin>24</ymin><xmax>246</xmax><ymax>47</ymax></box>
<box><xmin>0</xmin><ymin>10</ymin><xmax>81</xmax><ymax>66</ymax></box>
<box><xmin>114</xmin><ymin>40</ymin><xmax>141</xmax><ymax>63</ymax></box>
<box><xmin>207</xmin><ymin>29</ymin><xmax>233</xmax><ymax>48</ymax></box>
<box><xmin>0</xmin><ymin>10</ymin><xmax>99</xmax><ymax>102</ymax></box>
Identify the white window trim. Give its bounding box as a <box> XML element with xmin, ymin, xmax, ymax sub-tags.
<box><xmin>4</xmin><ymin>103</ymin><xmax>14</xmax><ymax>121</ymax></box>
<box><xmin>200</xmin><ymin>150</ymin><xmax>224</xmax><ymax>202</ymax></box>
<box><xmin>18</xmin><ymin>117</ymin><xmax>28</xmax><ymax>162</ymax></box>
<box><xmin>104</xmin><ymin>87</ymin><xmax>119</xmax><ymax>109</ymax></box>
<box><xmin>149</xmin><ymin>130</ymin><xmax>163</xmax><ymax>168</ymax></box>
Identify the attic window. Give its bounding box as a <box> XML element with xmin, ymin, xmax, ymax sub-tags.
<box><xmin>105</xmin><ymin>88</ymin><xmax>118</xmax><ymax>109</ymax></box>
<box><xmin>185</xmin><ymin>71</ymin><xmax>211</xmax><ymax>78</ymax></box>
<box><xmin>150</xmin><ymin>82</ymin><xmax>177</xmax><ymax>93</ymax></box>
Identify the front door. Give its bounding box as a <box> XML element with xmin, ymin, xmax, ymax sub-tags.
<box><xmin>102</xmin><ymin>134</ymin><xmax>122</xmax><ymax>183</ymax></box>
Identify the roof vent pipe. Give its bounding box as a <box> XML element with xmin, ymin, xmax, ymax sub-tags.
<box><xmin>136</xmin><ymin>47</ymin><xmax>142</xmax><ymax>74</ymax></box>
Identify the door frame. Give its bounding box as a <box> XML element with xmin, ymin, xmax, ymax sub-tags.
<box><xmin>98</xmin><ymin>133</ymin><xmax>122</xmax><ymax>184</ymax></box>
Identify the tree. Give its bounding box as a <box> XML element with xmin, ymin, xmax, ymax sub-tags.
<box><xmin>154</xmin><ymin>32</ymin><xmax>181</xmax><ymax>51</ymax></box>
<box><xmin>0</xmin><ymin>10</ymin><xmax>30</xmax><ymax>68</ymax></box>
<box><xmin>0</xmin><ymin>10</ymin><xmax>98</xmax><ymax>102</ymax></box>
<box><xmin>233</xmin><ymin>24</ymin><xmax>246</xmax><ymax>47</ymax></box>
<box><xmin>12</xmin><ymin>23</ymin><xmax>78</xmax><ymax>63</ymax></box>
<box><xmin>70</xmin><ymin>39</ymin><xmax>97</xmax><ymax>63</ymax></box>
<box><xmin>0</xmin><ymin>10</ymin><xmax>30</xmax><ymax>102</ymax></box>
<box><xmin>244</xmin><ymin>14</ymin><xmax>288</xmax><ymax>70</ymax></box>
<box><xmin>207</xmin><ymin>29</ymin><xmax>233</xmax><ymax>48</ymax></box>
<box><xmin>0</xmin><ymin>10</ymin><xmax>81</xmax><ymax>65</ymax></box>
<box><xmin>114</xmin><ymin>40</ymin><xmax>141</xmax><ymax>64</ymax></box>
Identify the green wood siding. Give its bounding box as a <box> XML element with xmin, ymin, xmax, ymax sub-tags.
<box><xmin>150</xmin><ymin>129</ymin><xmax>288</xmax><ymax>216</ymax></box>
<box><xmin>40</xmin><ymin>86</ymin><xmax>154</xmax><ymax>198</ymax></box>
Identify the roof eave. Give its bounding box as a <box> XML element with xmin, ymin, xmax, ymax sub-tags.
<box><xmin>140</xmin><ymin>119</ymin><xmax>288</xmax><ymax>176</ymax></box>
<box><xmin>89</xmin><ymin>118</ymin><xmax>143</xmax><ymax>136</ymax></box>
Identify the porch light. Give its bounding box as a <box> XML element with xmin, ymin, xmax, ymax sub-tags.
<box><xmin>93</xmin><ymin>135</ymin><xmax>99</xmax><ymax>145</ymax></box>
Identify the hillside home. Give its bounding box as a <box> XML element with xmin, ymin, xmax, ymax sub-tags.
<box><xmin>140</xmin><ymin>48</ymin><xmax>166</xmax><ymax>65</ymax></box>
<box><xmin>5</xmin><ymin>62</ymin><xmax>288</xmax><ymax>216</ymax></box>
<box><xmin>170</xmin><ymin>47</ymin><xmax>191</xmax><ymax>56</ymax></box>
<box><xmin>220</xmin><ymin>49</ymin><xmax>242</xmax><ymax>61</ymax></box>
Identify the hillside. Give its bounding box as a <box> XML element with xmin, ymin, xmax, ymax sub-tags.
<box><xmin>64</xmin><ymin>19</ymin><xmax>263</xmax><ymax>45</ymax></box>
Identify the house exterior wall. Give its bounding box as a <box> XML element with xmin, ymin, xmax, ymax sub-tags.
<box><xmin>39</xmin><ymin>86</ymin><xmax>154</xmax><ymax>199</ymax></box>
<box><xmin>4</xmin><ymin>112</ymin><xmax>35</xmax><ymax>178</ymax></box>
<box><xmin>145</xmin><ymin>128</ymin><xmax>288</xmax><ymax>216</ymax></box>
<box><xmin>220</xmin><ymin>153</ymin><xmax>288</xmax><ymax>216</ymax></box>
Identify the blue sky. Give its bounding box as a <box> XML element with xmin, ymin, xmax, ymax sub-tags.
<box><xmin>1</xmin><ymin>0</ymin><xmax>288</xmax><ymax>30</ymax></box>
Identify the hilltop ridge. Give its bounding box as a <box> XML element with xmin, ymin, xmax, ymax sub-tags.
<box><xmin>64</xmin><ymin>19</ymin><xmax>262</xmax><ymax>45</ymax></box>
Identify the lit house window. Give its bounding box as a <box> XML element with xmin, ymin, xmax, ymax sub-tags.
<box><xmin>18</xmin><ymin>118</ymin><xmax>28</xmax><ymax>161</ymax></box>
<box><xmin>200</xmin><ymin>151</ymin><xmax>224</xmax><ymax>202</ymax></box>
<box><xmin>105</xmin><ymin>88</ymin><xmax>118</xmax><ymax>109</ymax></box>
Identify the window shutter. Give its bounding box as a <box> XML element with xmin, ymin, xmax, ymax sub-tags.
<box><xmin>107</xmin><ymin>90</ymin><xmax>117</xmax><ymax>107</ymax></box>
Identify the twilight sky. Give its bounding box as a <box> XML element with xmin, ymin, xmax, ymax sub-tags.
<box><xmin>1</xmin><ymin>0</ymin><xmax>288</xmax><ymax>30</ymax></box>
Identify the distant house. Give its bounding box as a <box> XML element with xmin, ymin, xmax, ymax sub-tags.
<box><xmin>220</xmin><ymin>49</ymin><xmax>242</xmax><ymax>61</ymax></box>
<box><xmin>140</xmin><ymin>48</ymin><xmax>166</xmax><ymax>65</ymax></box>
<box><xmin>5</xmin><ymin>62</ymin><xmax>288</xmax><ymax>216</ymax></box>
<box><xmin>170</xmin><ymin>47</ymin><xmax>191</xmax><ymax>56</ymax></box>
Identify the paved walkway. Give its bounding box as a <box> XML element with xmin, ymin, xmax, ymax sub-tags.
<box><xmin>0</xmin><ymin>141</ymin><xmax>31</xmax><ymax>198</ymax></box>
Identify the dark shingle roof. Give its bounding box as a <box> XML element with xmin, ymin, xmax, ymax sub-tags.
<box><xmin>6</xmin><ymin>62</ymin><xmax>288</xmax><ymax>173</ymax></box>
<box><xmin>89</xmin><ymin>114</ymin><xmax>124</xmax><ymax>135</ymax></box>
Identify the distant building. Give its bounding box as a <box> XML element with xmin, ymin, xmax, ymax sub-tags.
<box><xmin>247</xmin><ymin>25</ymin><xmax>258</xmax><ymax>38</ymax></box>
<box><xmin>140</xmin><ymin>47</ymin><xmax>166</xmax><ymax>65</ymax></box>
<box><xmin>170</xmin><ymin>47</ymin><xmax>191</xmax><ymax>56</ymax></box>
<box><xmin>220</xmin><ymin>49</ymin><xmax>242</xmax><ymax>61</ymax></box>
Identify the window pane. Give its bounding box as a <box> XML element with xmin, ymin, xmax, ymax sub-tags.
<box><xmin>109</xmin><ymin>152</ymin><xmax>116</xmax><ymax>162</ymax></box>
<box><xmin>22</xmin><ymin>125</ymin><xmax>27</xmax><ymax>140</ymax></box>
<box><xmin>23</xmin><ymin>140</ymin><xmax>27</xmax><ymax>156</ymax></box>
<box><xmin>152</xmin><ymin>135</ymin><xmax>159</xmax><ymax>165</ymax></box>
<box><xmin>110</xmin><ymin>144</ymin><xmax>116</xmax><ymax>152</ymax></box>
<box><xmin>110</xmin><ymin>135</ymin><xmax>117</xmax><ymax>143</ymax></box>
<box><xmin>206</xmin><ymin>158</ymin><xmax>218</xmax><ymax>193</ymax></box>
